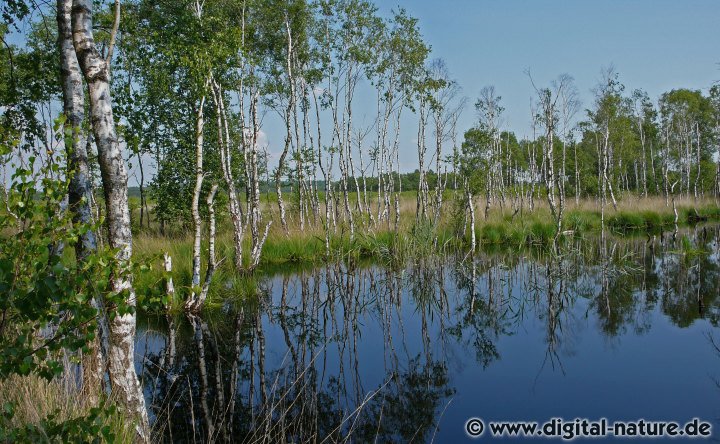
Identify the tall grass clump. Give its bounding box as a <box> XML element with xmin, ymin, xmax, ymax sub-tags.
<box><xmin>528</xmin><ymin>220</ymin><xmax>556</xmax><ymax>244</ymax></box>
<box><xmin>640</xmin><ymin>211</ymin><xmax>663</xmax><ymax>231</ymax></box>
<box><xmin>565</xmin><ymin>210</ymin><xmax>600</xmax><ymax>233</ymax></box>
<box><xmin>698</xmin><ymin>206</ymin><xmax>720</xmax><ymax>219</ymax></box>
<box><xmin>262</xmin><ymin>234</ymin><xmax>325</xmax><ymax>265</ymax></box>
<box><xmin>480</xmin><ymin>224</ymin><xmax>505</xmax><ymax>244</ymax></box>
<box><xmin>0</xmin><ymin>373</ymin><xmax>134</xmax><ymax>443</ymax></box>
<box><xmin>399</xmin><ymin>220</ymin><xmax>440</xmax><ymax>259</ymax></box>
<box><xmin>608</xmin><ymin>212</ymin><xmax>646</xmax><ymax>232</ymax></box>
<box><xmin>351</xmin><ymin>230</ymin><xmax>396</xmax><ymax>259</ymax></box>
<box><xmin>682</xmin><ymin>206</ymin><xmax>720</xmax><ymax>224</ymax></box>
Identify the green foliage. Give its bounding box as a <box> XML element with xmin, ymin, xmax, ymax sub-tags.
<box><xmin>117</xmin><ymin>0</ymin><xmax>245</xmax><ymax>230</ymax></box>
<box><xmin>1</xmin><ymin>0</ymin><xmax>30</xmax><ymax>29</ymax></box>
<box><xmin>1</xmin><ymin>21</ymin><xmax>59</xmax><ymax>151</ymax></box>
<box><xmin>1</xmin><ymin>402</ymin><xmax>118</xmax><ymax>443</ymax></box>
<box><xmin>459</xmin><ymin>126</ymin><xmax>493</xmax><ymax>193</ymax></box>
<box><xmin>0</xmin><ymin>149</ymin><xmax>122</xmax><ymax>439</ymax></box>
<box><xmin>2</xmin><ymin>157</ymin><xmax>97</xmax><ymax>379</ymax></box>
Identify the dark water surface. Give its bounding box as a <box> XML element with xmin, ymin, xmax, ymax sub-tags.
<box><xmin>137</xmin><ymin>227</ymin><xmax>720</xmax><ymax>442</ymax></box>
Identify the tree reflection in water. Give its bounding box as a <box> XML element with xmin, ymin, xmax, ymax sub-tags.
<box><xmin>136</xmin><ymin>226</ymin><xmax>720</xmax><ymax>442</ymax></box>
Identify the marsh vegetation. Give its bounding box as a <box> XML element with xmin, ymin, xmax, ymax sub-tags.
<box><xmin>2</xmin><ymin>0</ymin><xmax>720</xmax><ymax>442</ymax></box>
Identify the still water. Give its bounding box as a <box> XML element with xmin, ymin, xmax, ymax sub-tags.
<box><xmin>137</xmin><ymin>227</ymin><xmax>720</xmax><ymax>442</ymax></box>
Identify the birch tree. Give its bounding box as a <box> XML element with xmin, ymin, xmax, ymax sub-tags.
<box><xmin>631</xmin><ymin>89</ymin><xmax>658</xmax><ymax>198</ymax></box>
<box><xmin>70</xmin><ymin>0</ymin><xmax>149</xmax><ymax>436</ymax></box>
<box><xmin>659</xmin><ymin>89</ymin><xmax>714</xmax><ymax>200</ymax></box>
<box><xmin>530</xmin><ymin>74</ymin><xmax>577</xmax><ymax>236</ymax></box>
<box><xmin>427</xmin><ymin>60</ymin><xmax>464</xmax><ymax>226</ymax></box>
<box><xmin>56</xmin><ymin>0</ymin><xmax>110</xmax><ymax>404</ymax></box>
<box><xmin>474</xmin><ymin>86</ymin><xmax>503</xmax><ymax>219</ymax></box>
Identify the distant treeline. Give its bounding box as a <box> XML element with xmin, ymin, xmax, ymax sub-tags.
<box><xmin>129</xmin><ymin>170</ymin><xmax>452</xmax><ymax>200</ymax></box>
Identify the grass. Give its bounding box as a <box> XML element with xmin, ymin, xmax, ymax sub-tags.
<box><xmin>262</xmin><ymin>232</ymin><xmax>326</xmax><ymax>265</ymax></box>
<box><xmin>0</xmin><ymin>372</ymin><xmax>134</xmax><ymax>442</ymax></box>
<box><xmin>127</xmin><ymin>193</ymin><xmax>720</xmax><ymax>313</ymax></box>
<box><xmin>458</xmin><ymin>195</ymin><xmax>720</xmax><ymax>250</ymax></box>
<box><xmin>475</xmin><ymin>217</ymin><xmax>556</xmax><ymax>248</ymax></box>
<box><xmin>606</xmin><ymin>205</ymin><xmax>720</xmax><ymax>234</ymax></box>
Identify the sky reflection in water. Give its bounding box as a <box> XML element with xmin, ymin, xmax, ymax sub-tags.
<box><xmin>137</xmin><ymin>227</ymin><xmax>720</xmax><ymax>442</ymax></box>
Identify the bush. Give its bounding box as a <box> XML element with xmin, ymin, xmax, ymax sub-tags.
<box><xmin>0</xmin><ymin>153</ymin><xmax>124</xmax><ymax>440</ymax></box>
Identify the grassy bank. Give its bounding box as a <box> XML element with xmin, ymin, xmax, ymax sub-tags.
<box><xmin>476</xmin><ymin>203</ymin><xmax>720</xmax><ymax>247</ymax></box>
<box><xmin>130</xmin><ymin>195</ymin><xmax>720</xmax><ymax>312</ymax></box>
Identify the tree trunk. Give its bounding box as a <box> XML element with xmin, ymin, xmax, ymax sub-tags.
<box><xmin>639</xmin><ymin>118</ymin><xmax>648</xmax><ymax>197</ymax></box>
<box><xmin>57</xmin><ymin>0</ymin><xmax>109</xmax><ymax>406</ymax></box>
<box><xmin>190</xmin><ymin>94</ymin><xmax>206</xmax><ymax>296</ymax></box>
<box><xmin>186</xmin><ymin>184</ymin><xmax>219</xmax><ymax>313</ymax></box>
<box><xmin>416</xmin><ymin>98</ymin><xmax>429</xmax><ymax>221</ymax></box>
<box><xmin>312</xmin><ymin>88</ymin><xmax>332</xmax><ymax>256</ymax></box>
<box><xmin>248</xmin><ymin>91</ymin><xmax>271</xmax><ymax>270</ymax></box>
<box><xmin>211</xmin><ymin>80</ymin><xmax>245</xmax><ymax>269</ymax></box>
<box><xmin>603</xmin><ymin>128</ymin><xmax>618</xmax><ymax>210</ymax></box>
<box><xmin>650</xmin><ymin>140</ymin><xmax>659</xmax><ymax>194</ymax></box>
<box><xmin>275</xmin><ymin>17</ymin><xmax>296</xmax><ymax>234</ymax></box>
<box><xmin>163</xmin><ymin>253</ymin><xmax>174</xmax><ymax>302</ymax></box>
<box><xmin>71</xmin><ymin>0</ymin><xmax>149</xmax><ymax>437</ymax></box>
<box><xmin>694</xmin><ymin>122</ymin><xmax>701</xmax><ymax>200</ymax></box>
<box><xmin>466</xmin><ymin>182</ymin><xmax>476</xmax><ymax>254</ymax></box>
<box><xmin>138</xmin><ymin>152</ymin><xmax>148</xmax><ymax>228</ymax></box>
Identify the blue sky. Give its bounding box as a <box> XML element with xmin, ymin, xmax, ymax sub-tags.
<box><xmin>373</xmin><ymin>0</ymin><xmax>719</xmax><ymax>139</ymax></box>
<box><xmin>123</xmin><ymin>0</ymin><xmax>720</xmax><ymax>184</ymax></box>
<box><xmin>59</xmin><ymin>0</ymin><xmax>717</xmax><ymax>184</ymax></box>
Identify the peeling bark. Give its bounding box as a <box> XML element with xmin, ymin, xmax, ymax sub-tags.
<box><xmin>211</xmin><ymin>80</ymin><xmax>245</xmax><ymax>270</ymax></box>
<box><xmin>186</xmin><ymin>184</ymin><xmax>219</xmax><ymax>313</ymax></box>
<box><xmin>190</xmin><ymin>93</ymin><xmax>207</xmax><ymax>296</ymax></box>
<box><xmin>70</xmin><ymin>0</ymin><xmax>149</xmax><ymax>437</ymax></box>
<box><xmin>57</xmin><ymin>0</ymin><xmax>108</xmax><ymax>406</ymax></box>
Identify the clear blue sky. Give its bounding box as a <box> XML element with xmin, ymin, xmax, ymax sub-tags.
<box><xmin>121</xmin><ymin>0</ymin><xmax>718</xmax><ymax>183</ymax></box>
<box><xmin>375</xmin><ymin>0</ymin><xmax>719</xmax><ymax>140</ymax></box>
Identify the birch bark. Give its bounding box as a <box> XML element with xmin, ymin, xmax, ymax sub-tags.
<box><xmin>71</xmin><ymin>0</ymin><xmax>149</xmax><ymax>436</ymax></box>
<box><xmin>57</xmin><ymin>0</ymin><xmax>109</xmax><ymax>405</ymax></box>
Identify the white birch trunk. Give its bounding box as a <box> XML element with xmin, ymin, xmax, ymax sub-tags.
<box><xmin>466</xmin><ymin>182</ymin><xmax>476</xmax><ymax>254</ymax></box>
<box><xmin>190</xmin><ymin>94</ymin><xmax>206</xmax><ymax>296</ymax></box>
<box><xmin>70</xmin><ymin>0</ymin><xmax>149</xmax><ymax>436</ymax></box>
<box><xmin>248</xmin><ymin>88</ymin><xmax>271</xmax><ymax>270</ymax></box>
<box><xmin>57</xmin><ymin>0</ymin><xmax>109</xmax><ymax>406</ymax></box>
<box><xmin>186</xmin><ymin>184</ymin><xmax>219</xmax><ymax>313</ymax></box>
<box><xmin>211</xmin><ymin>80</ymin><xmax>245</xmax><ymax>269</ymax></box>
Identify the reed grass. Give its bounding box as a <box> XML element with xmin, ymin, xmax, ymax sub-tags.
<box><xmin>0</xmin><ymin>371</ymin><xmax>134</xmax><ymax>442</ymax></box>
<box><xmin>128</xmin><ymin>194</ymin><xmax>720</xmax><ymax>313</ymax></box>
